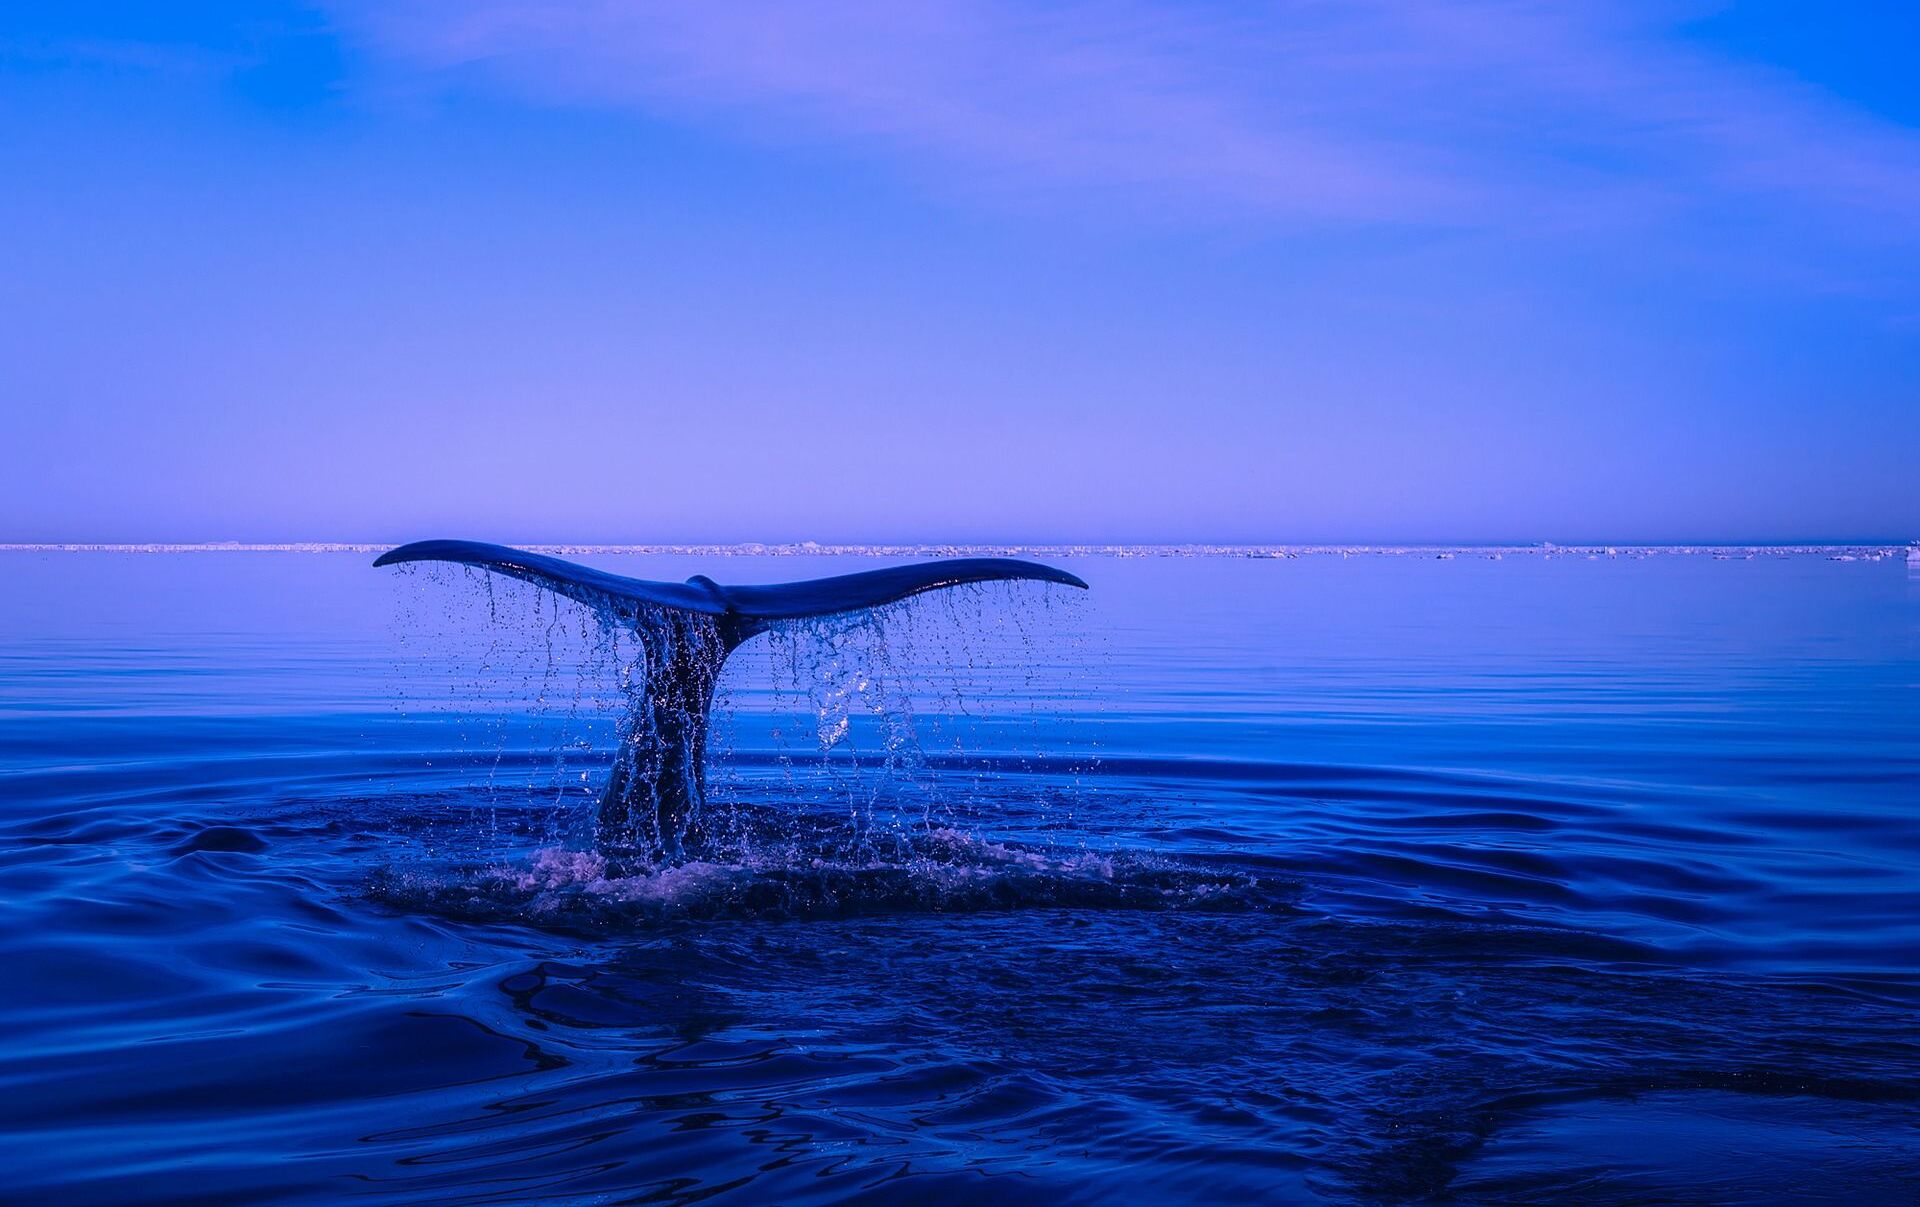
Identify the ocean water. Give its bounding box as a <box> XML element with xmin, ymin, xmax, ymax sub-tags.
<box><xmin>2</xmin><ymin>550</ymin><xmax>1917</xmax><ymax>1204</ymax></box>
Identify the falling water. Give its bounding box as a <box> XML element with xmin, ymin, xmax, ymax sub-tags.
<box><xmin>370</xmin><ymin>562</ymin><xmax>1238</xmax><ymax>925</ymax></box>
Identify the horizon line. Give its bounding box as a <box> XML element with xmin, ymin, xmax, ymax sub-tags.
<box><xmin>1</xmin><ymin>541</ymin><xmax>1913</xmax><ymax>556</ymax></box>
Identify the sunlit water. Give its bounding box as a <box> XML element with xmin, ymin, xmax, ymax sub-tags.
<box><xmin>2</xmin><ymin>551</ymin><xmax>1916</xmax><ymax>1204</ymax></box>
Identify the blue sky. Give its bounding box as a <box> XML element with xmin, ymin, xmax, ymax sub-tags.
<box><xmin>2</xmin><ymin>1</ymin><xmax>1916</xmax><ymax>543</ymax></box>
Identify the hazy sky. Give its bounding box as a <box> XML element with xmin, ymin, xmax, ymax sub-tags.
<box><xmin>3</xmin><ymin>2</ymin><xmax>1916</xmax><ymax>543</ymax></box>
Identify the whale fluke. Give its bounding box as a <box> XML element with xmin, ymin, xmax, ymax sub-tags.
<box><xmin>377</xmin><ymin>540</ymin><xmax>1087</xmax><ymax>856</ymax></box>
<box><xmin>375</xmin><ymin>539</ymin><xmax>728</xmax><ymax>614</ymax></box>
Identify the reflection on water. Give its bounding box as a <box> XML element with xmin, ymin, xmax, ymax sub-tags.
<box><xmin>0</xmin><ymin>551</ymin><xmax>1916</xmax><ymax>1203</ymax></box>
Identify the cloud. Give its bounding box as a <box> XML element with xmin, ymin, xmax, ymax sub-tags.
<box><xmin>332</xmin><ymin>0</ymin><xmax>1920</xmax><ymax>235</ymax></box>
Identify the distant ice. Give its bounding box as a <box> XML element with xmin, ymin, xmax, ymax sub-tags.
<box><xmin>0</xmin><ymin>540</ymin><xmax>1911</xmax><ymax>561</ymax></box>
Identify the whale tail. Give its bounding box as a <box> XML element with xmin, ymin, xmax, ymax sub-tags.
<box><xmin>375</xmin><ymin>540</ymin><xmax>1087</xmax><ymax>856</ymax></box>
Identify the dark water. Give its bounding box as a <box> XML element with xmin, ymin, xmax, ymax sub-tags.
<box><xmin>3</xmin><ymin>551</ymin><xmax>1917</xmax><ymax>1204</ymax></box>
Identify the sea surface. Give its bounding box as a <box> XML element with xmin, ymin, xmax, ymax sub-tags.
<box><xmin>2</xmin><ymin>550</ymin><xmax>1917</xmax><ymax>1204</ymax></box>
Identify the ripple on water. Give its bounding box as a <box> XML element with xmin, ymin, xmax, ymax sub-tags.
<box><xmin>1445</xmin><ymin>1090</ymin><xmax>1920</xmax><ymax>1205</ymax></box>
<box><xmin>4</xmin><ymin>551</ymin><xmax>1918</xmax><ymax>1203</ymax></box>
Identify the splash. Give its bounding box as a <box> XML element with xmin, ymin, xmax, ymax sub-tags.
<box><xmin>370</xmin><ymin>826</ymin><xmax>1295</xmax><ymax>930</ymax></box>
<box><xmin>376</xmin><ymin>541</ymin><xmax>1089</xmax><ymax>860</ymax></box>
<box><xmin>380</xmin><ymin>553</ymin><xmax>1124</xmax><ymax>919</ymax></box>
